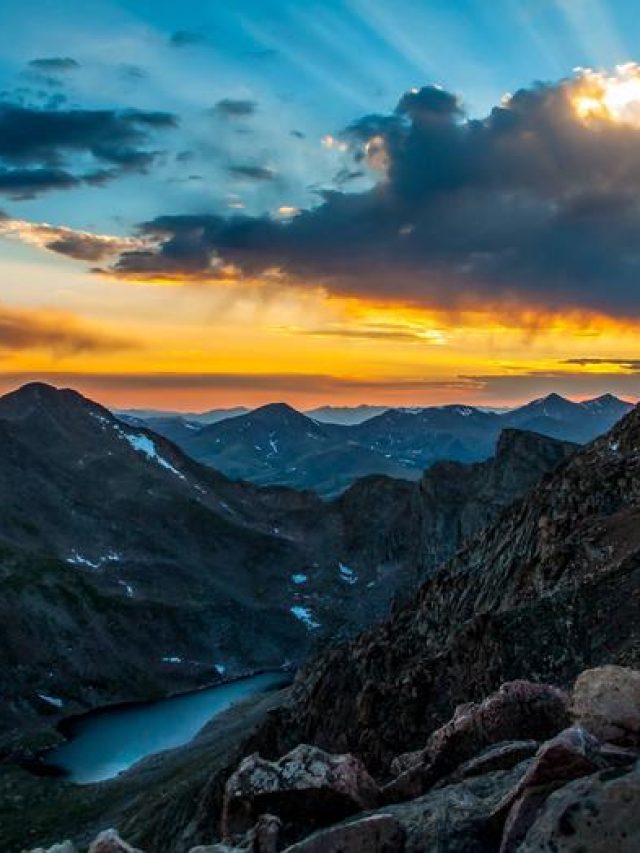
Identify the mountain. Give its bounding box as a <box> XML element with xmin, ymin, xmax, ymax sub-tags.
<box><xmin>0</xmin><ymin>384</ymin><xmax>325</xmax><ymax>740</ymax></box>
<box><xmin>168</xmin><ymin>393</ymin><xmax>631</xmax><ymax>495</ymax></box>
<box><xmin>502</xmin><ymin>392</ymin><xmax>633</xmax><ymax>442</ymax></box>
<box><xmin>180</xmin><ymin>402</ymin><xmax>419</xmax><ymax>495</ymax></box>
<box><xmin>116</xmin><ymin>406</ymin><xmax>250</xmax><ymax>426</ymax></box>
<box><xmin>280</xmin><ymin>400</ymin><xmax>640</xmax><ymax>774</ymax></box>
<box><xmin>0</xmin><ymin>384</ymin><xmax>576</xmax><ymax>757</ymax></box>
<box><xmin>6</xmin><ymin>406</ymin><xmax>633</xmax><ymax>852</ymax></box>
<box><xmin>305</xmin><ymin>405</ymin><xmax>390</xmax><ymax>425</ymax></box>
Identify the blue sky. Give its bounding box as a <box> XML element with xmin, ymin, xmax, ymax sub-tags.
<box><xmin>0</xmin><ymin>0</ymin><xmax>637</xmax><ymax>231</ymax></box>
<box><xmin>3</xmin><ymin>0</ymin><xmax>640</xmax><ymax>409</ymax></box>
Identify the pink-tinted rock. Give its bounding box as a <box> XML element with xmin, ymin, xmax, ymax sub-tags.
<box><xmin>520</xmin><ymin>764</ymin><xmax>640</xmax><ymax>851</ymax></box>
<box><xmin>572</xmin><ymin>665</ymin><xmax>640</xmax><ymax>745</ymax></box>
<box><xmin>385</xmin><ymin>681</ymin><xmax>569</xmax><ymax>802</ymax></box>
<box><xmin>222</xmin><ymin>744</ymin><xmax>380</xmax><ymax>843</ymax></box>
<box><xmin>493</xmin><ymin>726</ymin><xmax>601</xmax><ymax>845</ymax></box>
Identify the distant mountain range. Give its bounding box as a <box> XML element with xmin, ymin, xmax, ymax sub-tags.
<box><xmin>118</xmin><ymin>392</ymin><xmax>633</xmax><ymax>496</ymax></box>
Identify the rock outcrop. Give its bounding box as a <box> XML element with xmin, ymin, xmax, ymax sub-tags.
<box><xmin>519</xmin><ymin>763</ymin><xmax>640</xmax><ymax>851</ymax></box>
<box><xmin>279</xmin><ymin>404</ymin><xmax>640</xmax><ymax>772</ymax></box>
<box><xmin>385</xmin><ymin>680</ymin><xmax>569</xmax><ymax>801</ymax></box>
<box><xmin>571</xmin><ymin>665</ymin><xmax>640</xmax><ymax>745</ymax></box>
<box><xmin>221</xmin><ymin>745</ymin><xmax>380</xmax><ymax>845</ymax></box>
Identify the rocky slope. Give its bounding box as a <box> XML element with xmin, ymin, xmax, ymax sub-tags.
<box><xmin>0</xmin><ymin>384</ymin><xmax>573</xmax><ymax>752</ymax></box>
<box><xmin>279</xmin><ymin>401</ymin><xmax>640</xmax><ymax>773</ymax></box>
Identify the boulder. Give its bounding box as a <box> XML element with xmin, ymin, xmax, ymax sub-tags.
<box><xmin>386</xmin><ymin>763</ymin><xmax>530</xmax><ymax>852</ymax></box>
<box><xmin>499</xmin><ymin>788</ymin><xmax>549</xmax><ymax>853</ymax></box>
<box><xmin>25</xmin><ymin>844</ymin><xmax>77</xmax><ymax>853</ymax></box>
<box><xmin>88</xmin><ymin>830</ymin><xmax>141</xmax><ymax>853</ymax></box>
<box><xmin>572</xmin><ymin>665</ymin><xmax>640</xmax><ymax>745</ymax></box>
<box><xmin>453</xmin><ymin>740</ymin><xmax>540</xmax><ymax>781</ymax></box>
<box><xmin>283</xmin><ymin>814</ymin><xmax>405</xmax><ymax>852</ymax></box>
<box><xmin>493</xmin><ymin>726</ymin><xmax>601</xmax><ymax>849</ymax></box>
<box><xmin>221</xmin><ymin>744</ymin><xmax>380</xmax><ymax>843</ymax></box>
<box><xmin>385</xmin><ymin>681</ymin><xmax>569</xmax><ymax>802</ymax></box>
<box><xmin>520</xmin><ymin>763</ymin><xmax>640</xmax><ymax>851</ymax></box>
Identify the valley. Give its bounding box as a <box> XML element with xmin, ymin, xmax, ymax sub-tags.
<box><xmin>0</xmin><ymin>382</ymin><xmax>637</xmax><ymax>852</ymax></box>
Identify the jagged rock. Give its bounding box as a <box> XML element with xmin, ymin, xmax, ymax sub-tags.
<box><xmin>283</xmin><ymin>814</ymin><xmax>405</xmax><ymax>852</ymax></box>
<box><xmin>221</xmin><ymin>744</ymin><xmax>380</xmax><ymax>844</ymax></box>
<box><xmin>384</xmin><ymin>682</ymin><xmax>569</xmax><ymax>802</ymax></box>
<box><xmin>499</xmin><ymin>788</ymin><xmax>549</xmax><ymax>853</ymax></box>
<box><xmin>25</xmin><ymin>844</ymin><xmax>77</xmax><ymax>853</ymax></box>
<box><xmin>571</xmin><ymin>665</ymin><xmax>640</xmax><ymax>745</ymax></box>
<box><xmin>87</xmin><ymin>830</ymin><xmax>141</xmax><ymax>853</ymax></box>
<box><xmin>520</xmin><ymin>763</ymin><xmax>640</xmax><ymax>851</ymax></box>
<box><xmin>493</xmin><ymin>726</ymin><xmax>601</xmax><ymax>849</ymax></box>
<box><xmin>281</xmin><ymin>405</ymin><xmax>640</xmax><ymax>779</ymax></box>
<box><xmin>244</xmin><ymin>814</ymin><xmax>282</xmax><ymax>853</ymax></box>
<box><xmin>453</xmin><ymin>740</ymin><xmax>540</xmax><ymax>781</ymax></box>
<box><xmin>384</xmin><ymin>763</ymin><xmax>530</xmax><ymax>852</ymax></box>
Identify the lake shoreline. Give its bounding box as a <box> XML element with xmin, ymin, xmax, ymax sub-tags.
<box><xmin>27</xmin><ymin>668</ymin><xmax>294</xmax><ymax>784</ymax></box>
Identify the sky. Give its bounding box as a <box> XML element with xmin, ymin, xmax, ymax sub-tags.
<box><xmin>2</xmin><ymin>0</ymin><xmax>640</xmax><ymax>409</ymax></box>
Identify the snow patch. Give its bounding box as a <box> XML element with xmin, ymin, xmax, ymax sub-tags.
<box><xmin>67</xmin><ymin>552</ymin><xmax>100</xmax><ymax>570</ymax></box>
<box><xmin>37</xmin><ymin>693</ymin><xmax>64</xmax><ymax>708</ymax></box>
<box><xmin>291</xmin><ymin>573</ymin><xmax>308</xmax><ymax>585</ymax></box>
<box><xmin>121</xmin><ymin>432</ymin><xmax>186</xmax><ymax>480</ymax></box>
<box><xmin>162</xmin><ymin>656</ymin><xmax>182</xmax><ymax>664</ymax></box>
<box><xmin>339</xmin><ymin>562</ymin><xmax>358</xmax><ymax>585</ymax></box>
<box><xmin>290</xmin><ymin>605</ymin><xmax>321</xmax><ymax>630</ymax></box>
<box><xmin>215</xmin><ymin>663</ymin><xmax>226</xmax><ymax>675</ymax></box>
<box><xmin>117</xmin><ymin>579</ymin><xmax>135</xmax><ymax>598</ymax></box>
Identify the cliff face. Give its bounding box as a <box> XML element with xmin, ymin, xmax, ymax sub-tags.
<box><xmin>283</xmin><ymin>406</ymin><xmax>640</xmax><ymax>772</ymax></box>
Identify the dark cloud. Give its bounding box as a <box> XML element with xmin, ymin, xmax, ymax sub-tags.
<box><xmin>0</xmin><ymin>167</ymin><xmax>79</xmax><ymax>199</ymax></box>
<box><xmin>0</xmin><ymin>103</ymin><xmax>177</xmax><ymax>197</ymax></box>
<box><xmin>169</xmin><ymin>31</ymin><xmax>206</xmax><ymax>48</ymax></box>
<box><xmin>0</xmin><ymin>305</ymin><xmax>133</xmax><ymax>355</ymax></box>
<box><xmin>213</xmin><ymin>98</ymin><xmax>257</xmax><ymax>118</ymax></box>
<box><xmin>28</xmin><ymin>57</ymin><xmax>79</xmax><ymax>72</ymax></box>
<box><xmin>102</xmin><ymin>75</ymin><xmax>640</xmax><ymax>318</ymax></box>
<box><xmin>119</xmin><ymin>64</ymin><xmax>148</xmax><ymax>82</ymax></box>
<box><xmin>227</xmin><ymin>164</ymin><xmax>276</xmax><ymax>181</ymax></box>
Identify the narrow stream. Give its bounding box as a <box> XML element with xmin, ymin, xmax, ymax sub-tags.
<box><xmin>42</xmin><ymin>671</ymin><xmax>290</xmax><ymax>784</ymax></box>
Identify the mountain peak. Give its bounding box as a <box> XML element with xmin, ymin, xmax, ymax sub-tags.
<box><xmin>0</xmin><ymin>382</ymin><xmax>109</xmax><ymax>423</ymax></box>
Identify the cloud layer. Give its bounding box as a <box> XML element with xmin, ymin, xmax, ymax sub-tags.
<box><xmin>96</xmin><ymin>67</ymin><xmax>640</xmax><ymax>319</ymax></box>
<box><xmin>0</xmin><ymin>304</ymin><xmax>133</xmax><ymax>355</ymax></box>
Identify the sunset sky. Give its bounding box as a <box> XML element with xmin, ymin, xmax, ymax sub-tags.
<box><xmin>2</xmin><ymin>0</ymin><xmax>640</xmax><ymax>409</ymax></box>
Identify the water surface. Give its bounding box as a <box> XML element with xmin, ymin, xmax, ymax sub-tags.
<box><xmin>43</xmin><ymin>671</ymin><xmax>289</xmax><ymax>784</ymax></box>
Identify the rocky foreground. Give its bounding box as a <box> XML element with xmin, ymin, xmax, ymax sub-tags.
<box><xmin>29</xmin><ymin>666</ymin><xmax>640</xmax><ymax>851</ymax></box>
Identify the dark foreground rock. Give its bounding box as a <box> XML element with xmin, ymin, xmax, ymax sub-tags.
<box><xmin>519</xmin><ymin>762</ymin><xmax>640</xmax><ymax>851</ymax></box>
<box><xmin>385</xmin><ymin>681</ymin><xmax>569</xmax><ymax>801</ymax></box>
<box><xmin>221</xmin><ymin>745</ymin><xmax>380</xmax><ymax>845</ymax></box>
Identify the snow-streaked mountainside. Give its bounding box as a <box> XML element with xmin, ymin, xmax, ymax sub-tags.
<box><xmin>124</xmin><ymin>393</ymin><xmax>633</xmax><ymax>495</ymax></box>
<box><xmin>0</xmin><ymin>383</ymin><xmax>575</xmax><ymax>752</ymax></box>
